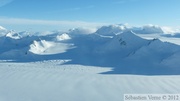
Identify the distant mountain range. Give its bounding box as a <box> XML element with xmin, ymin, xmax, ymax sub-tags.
<box><xmin>0</xmin><ymin>24</ymin><xmax>180</xmax><ymax>75</ymax></box>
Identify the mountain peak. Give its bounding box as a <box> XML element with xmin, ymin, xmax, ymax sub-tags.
<box><xmin>117</xmin><ymin>30</ymin><xmax>144</xmax><ymax>41</ymax></box>
<box><xmin>141</xmin><ymin>24</ymin><xmax>164</xmax><ymax>34</ymax></box>
<box><xmin>0</xmin><ymin>26</ymin><xmax>6</xmax><ymax>30</ymax></box>
<box><xmin>96</xmin><ymin>24</ymin><xmax>128</xmax><ymax>36</ymax></box>
<box><xmin>5</xmin><ymin>30</ymin><xmax>22</xmax><ymax>39</ymax></box>
<box><xmin>97</xmin><ymin>31</ymin><xmax>148</xmax><ymax>54</ymax></box>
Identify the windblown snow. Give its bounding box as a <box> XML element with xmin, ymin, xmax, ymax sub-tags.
<box><xmin>0</xmin><ymin>24</ymin><xmax>180</xmax><ymax>101</ymax></box>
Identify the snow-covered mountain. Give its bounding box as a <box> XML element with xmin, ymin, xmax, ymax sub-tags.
<box><xmin>0</xmin><ymin>26</ymin><xmax>8</xmax><ymax>37</ymax></box>
<box><xmin>96</xmin><ymin>24</ymin><xmax>128</xmax><ymax>36</ymax></box>
<box><xmin>0</xmin><ymin>24</ymin><xmax>180</xmax><ymax>74</ymax></box>
<box><xmin>133</xmin><ymin>24</ymin><xmax>164</xmax><ymax>34</ymax></box>
<box><xmin>0</xmin><ymin>26</ymin><xmax>6</xmax><ymax>30</ymax></box>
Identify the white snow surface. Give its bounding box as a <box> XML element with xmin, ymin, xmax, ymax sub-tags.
<box><xmin>56</xmin><ymin>33</ymin><xmax>71</xmax><ymax>41</ymax></box>
<box><xmin>0</xmin><ymin>26</ymin><xmax>6</xmax><ymax>30</ymax></box>
<box><xmin>29</xmin><ymin>40</ymin><xmax>75</xmax><ymax>55</ymax></box>
<box><xmin>1</xmin><ymin>24</ymin><xmax>180</xmax><ymax>101</ymax></box>
<box><xmin>0</xmin><ymin>61</ymin><xmax>180</xmax><ymax>101</ymax></box>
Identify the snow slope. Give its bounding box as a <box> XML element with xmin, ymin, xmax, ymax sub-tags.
<box><xmin>29</xmin><ymin>40</ymin><xmax>74</xmax><ymax>55</ymax></box>
<box><xmin>0</xmin><ymin>61</ymin><xmax>180</xmax><ymax>101</ymax></box>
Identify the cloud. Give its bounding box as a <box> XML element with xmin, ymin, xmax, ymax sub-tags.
<box><xmin>0</xmin><ymin>17</ymin><xmax>106</xmax><ymax>26</ymax></box>
<box><xmin>161</xmin><ymin>26</ymin><xmax>176</xmax><ymax>34</ymax></box>
<box><xmin>69</xmin><ymin>27</ymin><xmax>97</xmax><ymax>35</ymax></box>
<box><xmin>0</xmin><ymin>17</ymin><xmax>108</xmax><ymax>31</ymax></box>
<box><xmin>0</xmin><ymin>0</ymin><xmax>13</xmax><ymax>7</ymax></box>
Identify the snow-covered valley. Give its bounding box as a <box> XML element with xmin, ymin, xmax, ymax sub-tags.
<box><xmin>1</xmin><ymin>24</ymin><xmax>180</xmax><ymax>101</ymax></box>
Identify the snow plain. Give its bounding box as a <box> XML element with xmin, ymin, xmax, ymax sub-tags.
<box><xmin>1</xmin><ymin>61</ymin><xmax>180</xmax><ymax>101</ymax></box>
<box><xmin>0</xmin><ymin>24</ymin><xmax>180</xmax><ymax>101</ymax></box>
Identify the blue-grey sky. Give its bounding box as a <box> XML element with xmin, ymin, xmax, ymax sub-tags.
<box><xmin>0</xmin><ymin>0</ymin><xmax>180</xmax><ymax>31</ymax></box>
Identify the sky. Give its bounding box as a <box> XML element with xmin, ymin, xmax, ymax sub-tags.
<box><xmin>0</xmin><ymin>0</ymin><xmax>180</xmax><ymax>31</ymax></box>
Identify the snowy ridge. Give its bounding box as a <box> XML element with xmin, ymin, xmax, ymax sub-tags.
<box><xmin>0</xmin><ymin>26</ymin><xmax>6</xmax><ymax>30</ymax></box>
<box><xmin>29</xmin><ymin>40</ymin><xmax>54</xmax><ymax>54</ymax></box>
<box><xmin>5</xmin><ymin>30</ymin><xmax>22</xmax><ymax>39</ymax></box>
<box><xmin>29</xmin><ymin>39</ymin><xmax>75</xmax><ymax>55</ymax></box>
<box><xmin>97</xmin><ymin>31</ymin><xmax>148</xmax><ymax>54</ymax></box>
<box><xmin>0</xmin><ymin>25</ymin><xmax>180</xmax><ymax>74</ymax></box>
